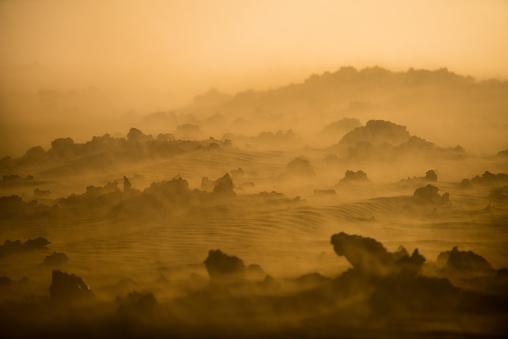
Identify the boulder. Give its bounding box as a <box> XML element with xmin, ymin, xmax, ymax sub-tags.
<box><xmin>331</xmin><ymin>232</ymin><xmax>425</xmax><ymax>276</ymax></box>
<box><xmin>213</xmin><ymin>173</ymin><xmax>235</xmax><ymax>195</ymax></box>
<box><xmin>43</xmin><ymin>252</ymin><xmax>69</xmax><ymax>266</ymax></box>
<box><xmin>204</xmin><ymin>249</ymin><xmax>245</xmax><ymax>281</ymax></box>
<box><xmin>339</xmin><ymin>170</ymin><xmax>369</xmax><ymax>184</ymax></box>
<box><xmin>49</xmin><ymin>270</ymin><xmax>93</xmax><ymax>302</ymax></box>
<box><xmin>413</xmin><ymin>184</ymin><xmax>449</xmax><ymax>204</ymax></box>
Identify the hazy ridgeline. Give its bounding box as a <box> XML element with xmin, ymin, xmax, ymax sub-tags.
<box><xmin>2</xmin><ymin>66</ymin><xmax>508</xmax><ymax>157</ymax></box>
<box><xmin>1</xmin><ymin>66</ymin><xmax>508</xmax><ymax>338</ymax></box>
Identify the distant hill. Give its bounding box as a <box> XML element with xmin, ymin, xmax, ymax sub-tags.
<box><xmin>149</xmin><ymin>66</ymin><xmax>508</xmax><ymax>153</ymax></box>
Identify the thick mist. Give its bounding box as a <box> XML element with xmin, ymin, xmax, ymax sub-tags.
<box><xmin>1</xmin><ymin>1</ymin><xmax>508</xmax><ymax>338</ymax></box>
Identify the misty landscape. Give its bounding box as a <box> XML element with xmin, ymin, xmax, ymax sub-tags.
<box><xmin>1</xmin><ymin>1</ymin><xmax>508</xmax><ymax>338</ymax></box>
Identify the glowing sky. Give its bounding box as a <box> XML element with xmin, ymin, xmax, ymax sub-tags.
<box><xmin>1</xmin><ymin>0</ymin><xmax>507</xmax><ymax>96</ymax></box>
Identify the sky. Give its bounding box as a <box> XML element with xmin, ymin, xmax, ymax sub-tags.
<box><xmin>1</xmin><ymin>0</ymin><xmax>508</xmax><ymax>101</ymax></box>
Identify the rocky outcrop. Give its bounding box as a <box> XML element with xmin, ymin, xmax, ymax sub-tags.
<box><xmin>49</xmin><ymin>270</ymin><xmax>93</xmax><ymax>302</ymax></box>
<box><xmin>331</xmin><ymin>232</ymin><xmax>425</xmax><ymax>276</ymax></box>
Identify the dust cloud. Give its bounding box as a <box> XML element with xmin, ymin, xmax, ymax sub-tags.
<box><xmin>1</xmin><ymin>1</ymin><xmax>508</xmax><ymax>338</ymax></box>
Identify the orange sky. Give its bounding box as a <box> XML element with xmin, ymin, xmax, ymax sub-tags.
<box><xmin>1</xmin><ymin>0</ymin><xmax>508</xmax><ymax>101</ymax></box>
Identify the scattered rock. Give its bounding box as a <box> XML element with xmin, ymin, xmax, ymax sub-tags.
<box><xmin>413</xmin><ymin>184</ymin><xmax>449</xmax><ymax>204</ymax></box>
<box><xmin>470</xmin><ymin>171</ymin><xmax>508</xmax><ymax>186</ymax></box>
<box><xmin>43</xmin><ymin>252</ymin><xmax>69</xmax><ymax>266</ymax></box>
<box><xmin>437</xmin><ymin>247</ymin><xmax>493</xmax><ymax>276</ymax></box>
<box><xmin>0</xmin><ymin>237</ymin><xmax>50</xmax><ymax>258</ymax></box>
<box><xmin>331</xmin><ymin>232</ymin><xmax>425</xmax><ymax>276</ymax></box>
<box><xmin>285</xmin><ymin>157</ymin><xmax>315</xmax><ymax>177</ymax></box>
<box><xmin>425</xmin><ymin>169</ymin><xmax>438</xmax><ymax>182</ymax></box>
<box><xmin>339</xmin><ymin>120</ymin><xmax>410</xmax><ymax>148</ymax></box>
<box><xmin>339</xmin><ymin>170</ymin><xmax>368</xmax><ymax>184</ymax></box>
<box><xmin>204</xmin><ymin>249</ymin><xmax>245</xmax><ymax>281</ymax></box>
<box><xmin>212</xmin><ymin>173</ymin><xmax>235</xmax><ymax>195</ymax></box>
<box><xmin>49</xmin><ymin>270</ymin><xmax>93</xmax><ymax>302</ymax></box>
